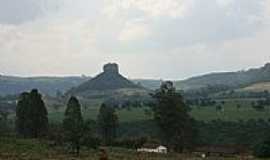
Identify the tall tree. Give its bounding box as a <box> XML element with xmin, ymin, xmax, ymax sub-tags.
<box><xmin>0</xmin><ymin>110</ymin><xmax>9</xmax><ymax>135</ymax></box>
<box><xmin>97</xmin><ymin>103</ymin><xmax>118</xmax><ymax>145</ymax></box>
<box><xmin>30</xmin><ymin>89</ymin><xmax>49</xmax><ymax>137</ymax></box>
<box><xmin>81</xmin><ymin>119</ymin><xmax>100</xmax><ymax>149</ymax></box>
<box><xmin>16</xmin><ymin>89</ymin><xmax>48</xmax><ymax>138</ymax></box>
<box><xmin>150</xmin><ymin>81</ymin><xmax>195</xmax><ymax>152</ymax></box>
<box><xmin>16</xmin><ymin>92</ymin><xmax>30</xmax><ymax>137</ymax></box>
<box><xmin>63</xmin><ymin>96</ymin><xmax>84</xmax><ymax>155</ymax></box>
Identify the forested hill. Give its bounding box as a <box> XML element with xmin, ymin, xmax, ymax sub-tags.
<box><xmin>0</xmin><ymin>75</ymin><xmax>90</xmax><ymax>96</ymax></box>
<box><xmin>175</xmin><ymin>63</ymin><xmax>270</xmax><ymax>90</ymax></box>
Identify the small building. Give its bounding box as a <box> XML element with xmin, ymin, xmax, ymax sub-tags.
<box><xmin>137</xmin><ymin>144</ymin><xmax>168</xmax><ymax>154</ymax></box>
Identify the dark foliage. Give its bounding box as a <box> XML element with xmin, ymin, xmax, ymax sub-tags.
<box><xmin>46</xmin><ymin>123</ymin><xmax>65</xmax><ymax>146</ymax></box>
<box><xmin>112</xmin><ymin>137</ymin><xmax>147</xmax><ymax>149</ymax></box>
<box><xmin>0</xmin><ymin>110</ymin><xmax>9</xmax><ymax>135</ymax></box>
<box><xmin>81</xmin><ymin>119</ymin><xmax>100</xmax><ymax>149</ymax></box>
<box><xmin>150</xmin><ymin>81</ymin><xmax>195</xmax><ymax>152</ymax></box>
<box><xmin>63</xmin><ymin>96</ymin><xmax>84</xmax><ymax>155</ymax></box>
<box><xmin>196</xmin><ymin>119</ymin><xmax>270</xmax><ymax>147</ymax></box>
<box><xmin>97</xmin><ymin>103</ymin><xmax>119</xmax><ymax>145</ymax></box>
<box><xmin>15</xmin><ymin>89</ymin><xmax>48</xmax><ymax>138</ymax></box>
<box><xmin>253</xmin><ymin>136</ymin><xmax>270</xmax><ymax>158</ymax></box>
<box><xmin>117</xmin><ymin>120</ymin><xmax>158</xmax><ymax>139</ymax></box>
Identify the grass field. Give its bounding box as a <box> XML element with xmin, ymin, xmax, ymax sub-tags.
<box><xmin>191</xmin><ymin>99</ymin><xmax>270</xmax><ymax>121</ymax></box>
<box><xmin>0</xmin><ymin>137</ymin><xmax>267</xmax><ymax>160</ymax></box>
<box><xmin>3</xmin><ymin>98</ymin><xmax>270</xmax><ymax>160</ymax></box>
<box><xmin>48</xmin><ymin>107</ymin><xmax>151</xmax><ymax>124</ymax></box>
<box><xmin>239</xmin><ymin>82</ymin><xmax>270</xmax><ymax>92</ymax></box>
<box><xmin>47</xmin><ymin>98</ymin><xmax>270</xmax><ymax>124</ymax></box>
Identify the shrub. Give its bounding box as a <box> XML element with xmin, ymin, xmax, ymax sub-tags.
<box><xmin>253</xmin><ymin>138</ymin><xmax>270</xmax><ymax>158</ymax></box>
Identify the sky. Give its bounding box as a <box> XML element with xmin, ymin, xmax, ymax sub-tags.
<box><xmin>0</xmin><ymin>0</ymin><xmax>270</xmax><ymax>80</ymax></box>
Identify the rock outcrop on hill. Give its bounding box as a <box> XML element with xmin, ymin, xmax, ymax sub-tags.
<box><xmin>68</xmin><ymin>63</ymin><xmax>145</xmax><ymax>98</ymax></box>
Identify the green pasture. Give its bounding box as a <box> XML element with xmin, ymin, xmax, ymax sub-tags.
<box><xmin>47</xmin><ymin>98</ymin><xmax>270</xmax><ymax>124</ymax></box>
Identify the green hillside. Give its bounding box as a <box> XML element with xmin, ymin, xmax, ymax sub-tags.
<box><xmin>175</xmin><ymin>63</ymin><xmax>270</xmax><ymax>91</ymax></box>
<box><xmin>132</xmin><ymin>79</ymin><xmax>162</xmax><ymax>90</ymax></box>
<box><xmin>44</xmin><ymin>97</ymin><xmax>270</xmax><ymax>124</ymax></box>
<box><xmin>0</xmin><ymin>76</ymin><xmax>160</xmax><ymax>97</ymax></box>
<box><xmin>0</xmin><ymin>75</ymin><xmax>89</xmax><ymax>96</ymax></box>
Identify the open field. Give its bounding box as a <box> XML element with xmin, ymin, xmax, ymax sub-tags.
<box><xmin>48</xmin><ymin>107</ymin><xmax>151</xmax><ymax>124</ymax></box>
<box><xmin>190</xmin><ymin>99</ymin><xmax>270</xmax><ymax>121</ymax></box>
<box><xmin>46</xmin><ymin>98</ymin><xmax>270</xmax><ymax>124</ymax></box>
<box><xmin>0</xmin><ymin>137</ymin><xmax>267</xmax><ymax>160</ymax></box>
<box><xmin>239</xmin><ymin>82</ymin><xmax>270</xmax><ymax>92</ymax></box>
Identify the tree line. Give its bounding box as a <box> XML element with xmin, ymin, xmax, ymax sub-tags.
<box><xmin>14</xmin><ymin>81</ymin><xmax>195</xmax><ymax>155</ymax></box>
<box><xmin>12</xmin><ymin>83</ymin><xmax>270</xmax><ymax>158</ymax></box>
<box><xmin>15</xmin><ymin>89</ymin><xmax>119</xmax><ymax>155</ymax></box>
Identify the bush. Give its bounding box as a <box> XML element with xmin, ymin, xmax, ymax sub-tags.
<box><xmin>46</xmin><ymin>124</ymin><xmax>65</xmax><ymax>146</ymax></box>
<box><xmin>81</xmin><ymin>135</ymin><xmax>100</xmax><ymax>149</ymax></box>
<box><xmin>112</xmin><ymin>137</ymin><xmax>147</xmax><ymax>149</ymax></box>
<box><xmin>253</xmin><ymin>138</ymin><xmax>270</xmax><ymax>158</ymax></box>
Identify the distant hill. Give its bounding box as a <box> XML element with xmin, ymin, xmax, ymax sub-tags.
<box><xmin>68</xmin><ymin>63</ymin><xmax>147</xmax><ymax>98</ymax></box>
<box><xmin>175</xmin><ymin>63</ymin><xmax>270</xmax><ymax>91</ymax></box>
<box><xmin>2</xmin><ymin>63</ymin><xmax>270</xmax><ymax>96</ymax></box>
<box><xmin>132</xmin><ymin>79</ymin><xmax>162</xmax><ymax>90</ymax></box>
<box><xmin>0</xmin><ymin>74</ymin><xmax>160</xmax><ymax>97</ymax></box>
<box><xmin>0</xmin><ymin>75</ymin><xmax>89</xmax><ymax>96</ymax></box>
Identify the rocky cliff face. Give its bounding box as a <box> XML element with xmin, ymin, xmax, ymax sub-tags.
<box><xmin>103</xmin><ymin>63</ymin><xmax>119</xmax><ymax>74</ymax></box>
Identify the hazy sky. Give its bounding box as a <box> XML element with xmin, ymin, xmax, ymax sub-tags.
<box><xmin>0</xmin><ymin>0</ymin><xmax>270</xmax><ymax>80</ymax></box>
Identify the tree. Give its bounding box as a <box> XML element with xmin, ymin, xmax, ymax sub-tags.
<box><xmin>97</xmin><ymin>103</ymin><xmax>118</xmax><ymax>145</ymax></box>
<box><xmin>236</xmin><ymin>104</ymin><xmax>241</xmax><ymax>110</ymax></box>
<box><xmin>254</xmin><ymin>136</ymin><xmax>270</xmax><ymax>158</ymax></box>
<box><xmin>150</xmin><ymin>81</ymin><xmax>195</xmax><ymax>152</ymax></box>
<box><xmin>263</xmin><ymin>90</ymin><xmax>269</xmax><ymax>99</ymax></box>
<box><xmin>63</xmin><ymin>96</ymin><xmax>84</xmax><ymax>155</ymax></box>
<box><xmin>216</xmin><ymin>105</ymin><xmax>223</xmax><ymax>112</ymax></box>
<box><xmin>252</xmin><ymin>101</ymin><xmax>265</xmax><ymax>112</ymax></box>
<box><xmin>16</xmin><ymin>89</ymin><xmax>48</xmax><ymax>138</ymax></box>
<box><xmin>0</xmin><ymin>110</ymin><xmax>9</xmax><ymax>135</ymax></box>
<box><xmin>221</xmin><ymin>101</ymin><xmax>226</xmax><ymax>105</ymax></box>
<box><xmin>81</xmin><ymin>119</ymin><xmax>100</xmax><ymax>149</ymax></box>
<box><xmin>16</xmin><ymin>92</ymin><xmax>29</xmax><ymax>137</ymax></box>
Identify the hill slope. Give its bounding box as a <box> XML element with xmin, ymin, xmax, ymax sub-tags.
<box><xmin>239</xmin><ymin>82</ymin><xmax>270</xmax><ymax>92</ymax></box>
<box><xmin>68</xmin><ymin>63</ymin><xmax>146</xmax><ymax>98</ymax></box>
<box><xmin>132</xmin><ymin>79</ymin><xmax>162</xmax><ymax>90</ymax></box>
<box><xmin>0</xmin><ymin>75</ymin><xmax>89</xmax><ymax>96</ymax></box>
<box><xmin>176</xmin><ymin>63</ymin><xmax>270</xmax><ymax>90</ymax></box>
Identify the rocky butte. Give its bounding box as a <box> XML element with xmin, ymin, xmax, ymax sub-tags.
<box><xmin>68</xmin><ymin>63</ymin><xmax>146</xmax><ymax>98</ymax></box>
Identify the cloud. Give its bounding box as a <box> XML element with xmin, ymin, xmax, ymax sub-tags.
<box><xmin>0</xmin><ymin>18</ymin><xmax>100</xmax><ymax>76</ymax></box>
<box><xmin>118</xmin><ymin>20</ymin><xmax>150</xmax><ymax>41</ymax></box>
<box><xmin>0</xmin><ymin>0</ymin><xmax>59</xmax><ymax>24</ymax></box>
<box><xmin>103</xmin><ymin>0</ymin><xmax>192</xmax><ymax>18</ymax></box>
<box><xmin>98</xmin><ymin>0</ymin><xmax>267</xmax><ymax>52</ymax></box>
<box><xmin>0</xmin><ymin>0</ymin><xmax>269</xmax><ymax>79</ymax></box>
